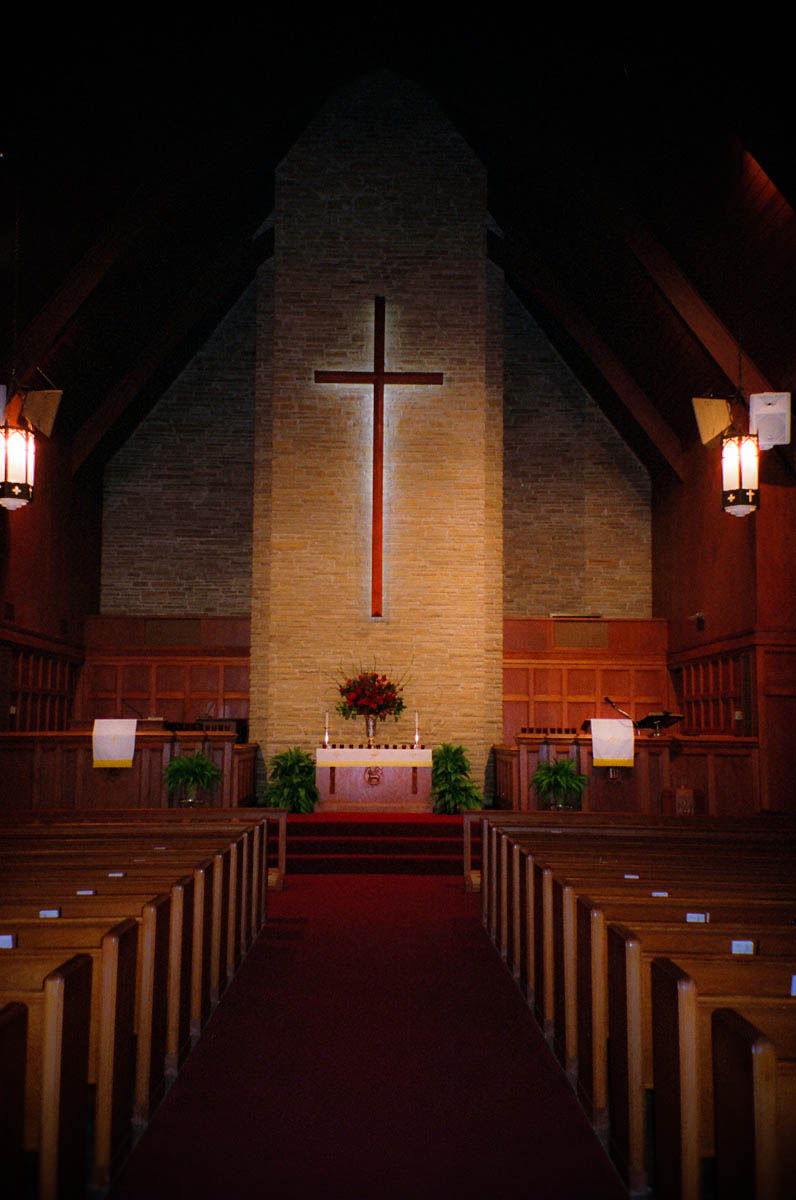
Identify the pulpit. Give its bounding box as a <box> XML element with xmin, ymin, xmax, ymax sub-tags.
<box><xmin>315</xmin><ymin>746</ymin><xmax>432</xmax><ymax>812</ymax></box>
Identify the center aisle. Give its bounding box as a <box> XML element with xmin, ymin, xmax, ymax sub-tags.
<box><xmin>109</xmin><ymin>876</ymin><xmax>625</xmax><ymax>1199</ymax></box>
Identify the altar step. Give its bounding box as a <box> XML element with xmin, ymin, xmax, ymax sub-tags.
<box><xmin>275</xmin><ymin>814</ymin><xmax>470</xmax><ymax>874</ymax></box>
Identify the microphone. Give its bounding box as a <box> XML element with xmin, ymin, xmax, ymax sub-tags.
<box><xmin>604</xmin><ymin>696</ymin><xmax>634</xmax><ymax>722</ymax></box>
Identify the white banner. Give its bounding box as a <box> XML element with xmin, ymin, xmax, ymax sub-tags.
<box><xmin>92</xmin><ymin>719</ymin><xmax>137</xmax><ymax>768</ymax></box>
<box><xmin>590</xmin><ymin>718</ymin><xmax>634</xmax><ymax>767</ymax></box>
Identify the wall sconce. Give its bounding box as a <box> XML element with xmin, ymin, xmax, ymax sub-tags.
<box><xmin>0</xmin><ymin>380</ymin><xmax>62</xmax><ymax>511</ymax></box>
<box><xmin>0</xmin><ymin>387</ymin><xmax>36</xmax><ymax>510</ymax></box>
<box><xmin>721</xmin><ymin>433</ymin><xmax>759</xmax><ymax>517</ymax></box>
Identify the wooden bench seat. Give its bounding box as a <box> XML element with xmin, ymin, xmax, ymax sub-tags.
<box><xmin>712</xmin><ymin>1006</ymin><xmax>796</xmax><ymax>1200</ymax></box>
<box><xmin>472</xmin><ymin>813</ymin><xmax>796</xmax><ymax>1199</ymax></box>
<box><xmin>574</xmin><ymin>902</ymin><xmax>796</xmax><ymax>1134</ymax></box>
<box><xmin>0</xmin><ymin>811</ymin><xmax>275</xmax><ymax>1197</ymax></box>
<box><xmin>479</xmin><ymin>812</ymin><xmax>796</xmax><ymax>936</ymax></box>
<box><xmin>0</xmin><ymin>826</ymin><xmax>258</xmax><ymax>955</ymax></box>
<box><xmin>0</xmin><ymin>1002</ymin><xmax>28</xmax><ymax>1197</ymax></box>
<box><xmin>0</xmin><ymin>953</ymin><xmax>92</xmax><ymax>1200</ymax></box>
<box><xmin>492</xmin><ymin>823</ymin><xmax>796</xmax><ymax>962</ymax></box>
<box><xmin>0</xmin><ymin>843</ymin><xmax>235</xmax><ymax>1014</ymax></box>
<box><xmin>1</xmin><ymin>918</ymin><xmax>138</xmax><ymax>1191</ymax></box>
<box><xmin>0</xmin><ymin>809</ymin><xmax>274</xmax><ymax>917</ymax></box>
<box><xmin>0</xmin><ymin>890</ymin><xmax>171</xmax><ymax>1135</ymax></box>
<box><xmin>607</xmin><ymin>930</ymin><xmax>796</xmax><ymax>1194</ymax></box>
<box><xmin>651</xmin><ymin>956</ymin><xmax>796</xmax><ymax>1200</ymax></box>
<box><xmin>501</xmin><ymin>829</ymin><xmax>796</xmax><ymax>962</ymax></box>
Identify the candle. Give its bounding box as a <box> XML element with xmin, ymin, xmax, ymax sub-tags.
<box><xmin>324</xmin><ymin>712</ymin><xmax>329</xmax><ymax>747</ymax></box>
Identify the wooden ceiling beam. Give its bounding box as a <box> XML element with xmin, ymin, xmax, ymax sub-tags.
<box><xmin>3</xmin><ymin>185</ymin><xmax>174</xmax><ymax>388</ymax></box>
<box><xmin>496</xmin><ymin>234</ymin><xmax>685</xmax><ymax>480</ymax></box>
<box><xmin>70</xmin><ymin>231</ymin><xmax>272</xmax><ymax>474</ymax></box>
<box><xmin>619</xmin><ymin>210</ymin><xmax>776</xmax><ymax>395</ymax></box>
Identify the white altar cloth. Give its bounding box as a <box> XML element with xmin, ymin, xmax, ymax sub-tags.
<box><xmin>315</xmin><ymin>747</ymin><xmax>432</xmax><ymax>767</ymax></box>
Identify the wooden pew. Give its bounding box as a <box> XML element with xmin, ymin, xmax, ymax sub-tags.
<box><xmin>0</xmin><ymin>1002</ymin><xmax>28</xmax><ymax>1198</ymax></box>
<box><xmin>712</xmin><ymin>1006</ymin><xmax>796</xmax><ymax>1200</ymax></box>
<box><xmin>0</xmin><ymin>953</ymin><xmax>92</xmax><ymax>1200</ymax></box>
<box><xmin>473</xmin><ymin>814</ymin><xmax>796</xmax><ymax>1198</ymax></box>
<box><xmin>0</xmin><ymin>807</ymin><xmax>275</xmax><ymax>919</ymax></box>
<box><xmin>505</xmin><ymin>828</ymin><xmax>796</xmax><ymax>973</ymax></box>
<box><xmin>548</xmin><ymin>862</ymin><xmax>796</xmax><ymax>1067</ymax></box>
<box><xmin>651</xmin><ymin>955</ymin><xmax>796</xmax><ymax>1200</ymax></box>
<box><xmin>575</xmin><ymin>900</ymin><xmax>796</xmax><ymax>1135</ymax></box>
<box><xmin>0</xmin><ymin>843</ymin><xmax>233</xmax><ymax>1032</ymax></box>
<box><xmin>0</xmin><ymin>919</ymin><xmax>138</xmax><ymax>1190</ymax></box>
<box><xmin>0</xmin><ymin>811</ymin><xmax>272</xmax><ymax>1195</ymax></box>
<box><xmin>606</xmin><ymin>930</ymin><xmax>795</xmax><ymax>1194</ymax></box>
<box><xmin>505</xmin><ymin>833</ymin><xmax>794</xmax><ymax>1012</ymax></box>
<box><xmin>538</xmin><ymin>865</ymin><xmax>795</xmax><ymax>1048</ymax></box>
<box><xmin>0</xmin><ymin>891</ymin><xmax>171</xmax><ymax>1134</ymax></box>
<box><xmin>482</xmin><ymin>812</ymin><xmax>796</xmax><ymax>946</ymax></box>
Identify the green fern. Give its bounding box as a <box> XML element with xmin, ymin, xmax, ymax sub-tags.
<box><xmin>431</xmin><ymin>743</ymin><xmax>483</xmax><ymax>814</ymax></box>
<box><xmin>163</xmin><ymin>753</ymin><xmax>223</xmax><ymax>807</ymax></box>
<box><xmin>530</xmin><ymin>758</ymin><xmax>588</xmax><ymax>810</ymax></box>
<box><xmin>266</xmin><ymin>747</ymin><xmax>320</xmax><ymax>814</ymax></box>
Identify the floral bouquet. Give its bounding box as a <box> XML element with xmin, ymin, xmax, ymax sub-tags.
<box><xmin>336</xmin><ymin>670</ymin><xmax>405</xmax><ymax>736</ymax></box>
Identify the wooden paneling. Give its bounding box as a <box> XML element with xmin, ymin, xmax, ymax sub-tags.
<box><xmin>0</xmin><ymin>731</ymin><xmax>257</xmax><ymax>809</ymax></box>
<box><xmin>1</xmin><ymin>645</ymin><xmax>81</xmax><ymax>733</ymax></box>
<box><xmin>75</xmin><ymin>655</ymin><xmax>250</xmax><ymax>730</ymax></box>
<box><xmin>506</xmin><ymin>733</ymin><xmax>760</xmax><ymax>816</ymax></box>
<box><xmin>670</xmin><ymin>648</ymin><xmax>753</xmax><ymax>736</ymax></box>
<box><xmin>502</xmin><ymin>618</ymin><xmax>673</xmax><ymax>747</ymax></box>
<box><xmin>668</xmin><ymin>635</ymin><xmax>796</xmax><ymax>810</ymax></box>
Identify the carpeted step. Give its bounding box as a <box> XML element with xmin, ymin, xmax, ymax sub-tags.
<box><xmin>284</xmin><ymin>835</ymin><xmax>463</xmax><ymax>856</ymax></box>
<box><xmin>267</xmin><ymin>812</ymin><xmax>479</xmax><ymax>875</ymax></box>
<box><xmin>288</xmin><ymin>852</ymin><xmax>463</xmax><ymax>874</ymax></box>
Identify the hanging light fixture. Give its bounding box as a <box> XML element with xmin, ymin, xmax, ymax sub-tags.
<box><xmin>0</xmin><ymin>386</ymin><xmax>36</xmax><ymax>511</ymax></box>
<box><xmin>721</xmin><ymin>432</ymin><xmax>759</xmax><ymax>517</ymax></box>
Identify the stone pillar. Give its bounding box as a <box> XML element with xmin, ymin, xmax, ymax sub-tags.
<box><xmin>251</xmin><ymin>71</ymin><xmax>502</xmax><ymax>789</ymax></box>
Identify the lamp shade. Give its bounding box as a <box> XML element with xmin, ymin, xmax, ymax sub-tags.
<box><xmin>0</xmin><ymin>423</ymin><xmax>36</xmax><ymax>510</ymax></box>
<box><xmin>721</xmin><ymin>434</ymin><xmax>759</xmax><ymax>517</ymax></box>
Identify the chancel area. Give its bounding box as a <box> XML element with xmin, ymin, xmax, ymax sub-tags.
<box><xmin>1</xmin><ymin>28</ymin><xmax>795</xmax><ymax>1200</ymax></box>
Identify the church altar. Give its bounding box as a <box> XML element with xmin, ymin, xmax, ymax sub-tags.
<box><xmin>315</xmin><ymin>746</ymin><xmax>433</xmax><ymax>812</ymax></box>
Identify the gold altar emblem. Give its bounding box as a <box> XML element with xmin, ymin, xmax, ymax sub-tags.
<box><xmin>363</xmin><ymin>766</ymin><xmax>383</xmax><ymax>787</ymax></box>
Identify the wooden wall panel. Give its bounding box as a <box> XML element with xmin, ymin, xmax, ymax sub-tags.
<box><xmin>510</xmin><ymin>733</ymin><xmax>759</xmax><ymax>815</ymax></box>
<box><xmin>0</xmin><ymin>731</ymin><xmax>256</xmax><ymax>808</ymax></box>
<box><xmin>1</xmin><ymin>644</ymin><xmax>81</xmax><ymax>733</ymax></box>
<box><xmin>75</xmin><ymin>653</ymin><xmax>250</xmax><ymax>730</ymax></box>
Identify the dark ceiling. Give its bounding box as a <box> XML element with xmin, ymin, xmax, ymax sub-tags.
<box><xmin>2</xmin><ymin>17</ymin><xmax>794</xmax><ymax>483</ymax></box>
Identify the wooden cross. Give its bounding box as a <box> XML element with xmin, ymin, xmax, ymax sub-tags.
<box><xmin>314</xmin><ymin>296</ymin><xmax>444</xmax><ymax>617</ymax></box>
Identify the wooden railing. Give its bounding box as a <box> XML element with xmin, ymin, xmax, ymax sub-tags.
<box><xmin>493</xmin><ymin>732</ymin><xmax>760</xmax><ymax>816</ymax></box>
<box><xmin>0</xmin><ymin>730</ymin><xmax>258</xmax><ymax>809</ymax></box>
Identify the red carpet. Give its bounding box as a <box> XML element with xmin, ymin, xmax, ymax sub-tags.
<box><xmin>108</xmin><ymin>876</ymin><xmax>624</xmax><ymax>1199</ymax></box>
<box><xmin>279</xmin><ymin>814</ymin><xmax>467</xmax><ymax>873</ymax></box>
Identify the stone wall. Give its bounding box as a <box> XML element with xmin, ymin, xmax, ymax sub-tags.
<box><xmin>503</xmin><ymin>286</ymin><xmax>651</xmax><ymax>616</ymax></box>
<box><xmin>101</xmin><ymin>285</ymin><xmax>255</xmax><ymax>615</ymax></box>
<box><xmin>250</xmin><ymin>73</ymin><xmax>503</xmax><ymax>787</ymax></box>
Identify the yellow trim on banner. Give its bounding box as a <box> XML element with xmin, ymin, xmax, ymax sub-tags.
<box><xmin>93</xmin><ymin>759</ymin><xmax>134</xmax><ymax>768</ymax></box>
<box><xmin>593</xmin><ymin>757</ymin><xmax>634</xmax><ymax>767</ymax></box>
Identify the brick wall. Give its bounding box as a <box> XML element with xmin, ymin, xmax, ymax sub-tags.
<box><xmin>250</xmin><ymin>72</ymin><xmax>503</xmax><ymax>787</ymax></box>
<box><xmin>101</xmin><ymin>284</ymin><xmax>255</xmax><ymax>615</ymax></box>
<box><xmin>98</xmin><ymin>76</ymin><xmax>653</xmax><ymax>786</ymax></box>
<box><xmin>503</xmin><ymin>286</ymin><xmax>651</xmax><ymax>616</ymax></box>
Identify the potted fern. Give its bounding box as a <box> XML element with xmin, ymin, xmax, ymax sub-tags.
<box><xmin>163</xmin><ymin>752</ymin><xmax>223</xmax><ymax>808</ymax></box>
<box><xmin>431</xmin><ymin>743</ymin><xmax>483</xmax><ymax>814</ymax></box>
<box><xmin>266</xmin><ymin>747</ymin><xmax>320</xmax><ymax>814</ymax></box>
<box><xmin>530</xmin><ymin>758</ymin><xmax>588</xmax><ymax>810</ymax></box>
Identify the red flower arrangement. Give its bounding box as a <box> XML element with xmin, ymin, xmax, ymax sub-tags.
<box><xmin>336</xmin><ymin>670</ymin><xmax>405</xmax><ymax>723</ymax></box>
